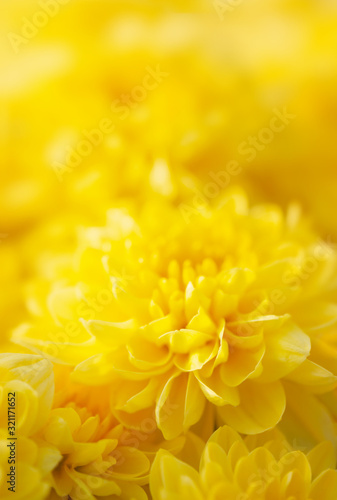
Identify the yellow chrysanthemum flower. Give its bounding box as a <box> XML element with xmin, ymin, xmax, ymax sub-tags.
<box><xmin>150</xmin><ymin>426</ymin><xmax>337</xmax><ymax>500</ymax></box>
<box><xmin>43</xmin><ymin>403</ymin><xmax>150</xmax><ymax>500</ymax></box>
<box><xmin>0</xmin><ymin>354</ymin><xmax>197</xmax><ymax>500</ymax></box>
<box><xmin>43</xmin><ymin>367</ymin><xmax>178</xmax><ymax>500</ymax></box>
<box><xmin>14</xmin><ymin>192</ymin><xmax>337</xmax><ymax>442</ymax></box>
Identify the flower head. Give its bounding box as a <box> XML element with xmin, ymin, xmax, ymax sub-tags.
<box><xmin>0</xmin><ymin>355</ymin><xmax>188</xmax><ymax>500</ymax></box>
<box><xmin>14</xmin><ymin>192</ymin><xmax>337</xmax><ymax>442</ymax></box>
<box><xmin>43</xmin><ymin>403</ymin><xmax>150</xmax><ymax>500</ymax></box>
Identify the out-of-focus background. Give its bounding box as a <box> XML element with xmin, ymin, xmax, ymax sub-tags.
<box><xmin>1</xmin><ymin>0</ymin><xmax>337</xmax><ymax>341</ymax></box>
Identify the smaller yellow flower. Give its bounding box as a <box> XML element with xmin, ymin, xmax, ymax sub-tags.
<box><xmin>41</xmin><ymin>366</ymin><xmax>190</xmax><ymax>500</ymax></box>
<box><xmin>150</xmin><ymin>426</ymin><xmax>337</xmax><ymax>500</ymax></box>
<box><xmin>43</xmin><ymin>402</ymin><xmax>150</xmax><ymax>500</ymax></box>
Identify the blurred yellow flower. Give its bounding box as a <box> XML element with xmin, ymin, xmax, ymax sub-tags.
<box><xmin>0</xmin><ymin>354</ymin><xmax>61</xmax><ymax>500</ymax></box>
<box><xmin>150</xmin><ymin>425</ymin><xmax>337</xmax><ymax>500</ymax></box>
<box><xmin>2</xmin><ymin>0</ymin><xmax>337</xmax><ymax>240</ymax></box>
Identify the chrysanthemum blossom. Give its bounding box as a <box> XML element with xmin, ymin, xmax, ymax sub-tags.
<box><xmin>43</xmin><ymin>403</ymin><xmax>151</xmax><ymax>500</ymax></box>
<box><xmin>150</xmin><ymin>426</ymin><xmax>337</xmax><ymax>500</ymax></box>
<box><xmin>1</xmin><ymin>355</ymin><xmax>186</xmax><ymax>500</ymax></box>
<box><xmin>43</xmin><ymin>390</ymin><xmax>201</xmax><ymax>500</ymax></box>
<box><xmin>14</xmin><ymin>192</ymin><xmax>337</xmax><ymax>440</ymax></box>
<box><xmin>44</xmin><ymin>367</ymin><xmax>171</xmax><ymax>500</ymax></box>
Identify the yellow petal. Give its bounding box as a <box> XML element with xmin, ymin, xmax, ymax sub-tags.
<box><xmin>207</xmin><ymin>425</ymin><xmax>242</xmax><ymax>454</ymax></box>
<box><xmin>307</xmin><ymin>441</ymin><xmax>336</xmax><ymax>479</ymax></box>
<box><xmin>156</xmin><ymin>373</ymin><xmax>205</xmax><ymax>439</ymax></box>
<box><xmin>279</xmin><ymin>451</ymin><xmax>311</xmax><ymax>485</ymax></box>
<box><xmin>175</xmin><ymin>342</ymin><xmax>217</xmax><ymax>372</ymax></box>
<box><xmin>185</xmin><ymin>282</ymin><xmax>211</xmax><ymax>322</ymax></box>
<box><xmin>12</xmin><ymin>323</ymin><xmax>96</xmax><ymax>365</ymax></box>
<box><xmin>67</xmin><ymin>468</ymin><xmax>121</xmax><ymax>498</ymax></box>
<box><xmin>280</xmin><ymin>470</ymin><xmax>307</xmax><ymax>500</ymax></box>
<box><xmin>195</xmin><ymin>368</ymin><xmax>240</xmax><ymax>406</ymax></box>
<box><xmin>44</xmin><ymin>414</ymin><xmax>77</xmax><ymax>455</ymax></box>
<box><xmin>259</xmin><ymin>321</ymin><xmax>311</xmax><ymax>383</ymax></box>
<box><xmin>81</xmin><ymin>318</ymin><xmax>136</xmax><ymax>348</ymax></box>
<box><xmin>67</xmin><ymin>440</ymin><xmax>116</xmax><ymax>468</ymax></box>
<box><xmin>108</xmin><ymin>446</ymin><xmax>150</xmax><ymax>479</ymax></box>
<box><xmin>160</xmin><ymin>329</ymin><xmax>212</xmax><ymax>354</ymax></box>
<box><xmin>72</xmin><ymin>354</ymin><xmax>117</xmax><ymax>385</ymax></box>
<box><xmin>234</xmin><ymin>447</ymin><xmax>277</xmax><ymax>492</ymax></box>
<box><xmin>310</xmin><ymin>469</ymin><xmax>337</xmax><ymax>500</ymax></box>
<box><xmin>218</xmin><ymin>380</ymin><xmax>286</xmax><ymax>434</ymax></box>
<box><xmin>112</xmin><ymin>378</ymin><xmax>160</xmax><ymax>413</ymax></box>
<box><xmin>200</xmin><ymin>441</ymin><xmax>232</xmax><ymax>488</ymax></box>
<box><xmin>36</xmin><ymin>443</ymin><xmax>63</xmax><ymax>476</ymax></box>
<box><xmin>150</xmin><ymin>450</ymin><xmax>202</xmax><ymax>500</ymax></box>
<box><xmin>285</xmin><ymin>359</ymin><xmax>337</xmax><ymax>393</ymax></box>
<box><xmin>127</xmin><ymin>338</ymin><xmax>172</xmax><ymax>370</ymax></box>
<box><xmin>280</xmin><ymin>382</ymin><xmax>337</xmax><ymax>448</ymax></box>
<box><xmin>220</xmin><ymin>344</ymin><xmax>265</xmax><ymax>387</ymax></box>
<box><xmin>186</xmin><ymin>308</ymin><xmax>217</xmax><ymax>335</ymax></box>
<box><xmin>220</xmin><ymin>267</ymin><xmax>255</xmax><ymax>294</ymax></box>
<box><xmin>116</xmin><ymin>481</ymin><xmax>149</xmax><ymax>500</ymax></box>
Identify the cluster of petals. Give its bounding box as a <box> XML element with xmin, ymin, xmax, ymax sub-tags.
<box><xmin>150</xmin><ymin>426</ymin><xmax>337</xmax><ymax>500</ymax></box>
